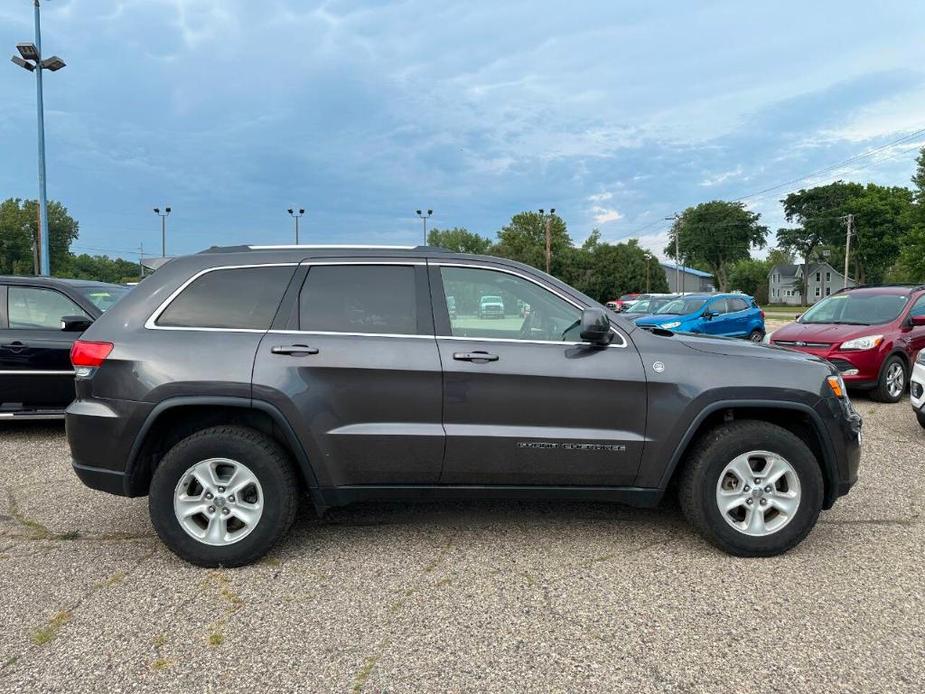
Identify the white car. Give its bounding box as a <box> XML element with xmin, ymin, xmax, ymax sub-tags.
<box><xmin>912</xmin><ymin>351</ymin><xmax>925</xmax><ymax>428</ymax></box>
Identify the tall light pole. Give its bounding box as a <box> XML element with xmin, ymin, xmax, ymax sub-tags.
<box><xmin>153</xmin><ymin>207</ymin><xmax>171</xmax><ymax>257</ymax></box>
<box><xmin>288</xmin><ymin>208</ymin><xmax>305</xmax><ymax>244</ymax></box>
<box><xmin>843</xmin><ymin>214</ymin><xmax>854</xmax><ymax>290</ymax></box>
<box><xmin>416</xmin><ymin>209</ymin><xmax>433</xmax><ymax>244</ymax></box>
<box><xmin>11</xmin><ymin>1</ymin><xmax>66</xmax><ymax>276</ymax></box>
<box><xmin>665</xmin><ymin>214</ymin><xmax>682</xmax><ymax>293</ymax></box>
<box><xmin>539</xmin><ymin>208</ymin><xmax>556</xmax><ymax>274</ymax></box>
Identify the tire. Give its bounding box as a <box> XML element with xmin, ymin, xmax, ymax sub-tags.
<box><xmin>871</xmin><ymin>355</ymin><xmax>906</xmax><ymax>403</ymax></box>
<box><xmin>148</xmin><ymin>425</ymin><xmax>299</xmax><ymax>567</ymax></box>
<box><xmin>678</xmin><ymin>420</ymin><xmax>823</xmax><ymax>557</ymax></box>
<box><xmin>916</xmin><ymin>409</ymin><xmax>925</xmax><ymax>429</ymax></box>
<box><xmin>747</xmin><ymin>329</ymin><xmax>764</xmax><ymax>343</ymax></box>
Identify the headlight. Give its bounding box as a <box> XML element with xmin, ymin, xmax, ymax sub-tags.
<box><xmin>917</xmin><ymin>350</ymin><xmax>925</xmax><ymax>365</ymax></box>
<box><xmin>839</xmin><ymin>335</ymin><xmax>884</xmax><ymax>351</ymax></box>
<box><xmin>660</xmin><ymin>321</ymin><xmax>681</xmax><ymax>329</ymax></box>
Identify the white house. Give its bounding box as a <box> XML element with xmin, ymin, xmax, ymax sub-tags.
<box><xmin>768</xmin><ymin>262</ymin><xmax>855</xmax><ymax>305</ymax></box>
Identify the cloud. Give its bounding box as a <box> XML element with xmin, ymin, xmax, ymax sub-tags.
<box><xmin>591</xmin><ymin>206</ymin><xmax>623</xmax><ymax>224</ymax></box>
<box><xmin>700</xmin><ymin>165</ymin><xmax>744</xmax><ymax>187</ymax></box>
<box><xmin>586</xmin><ymin>191</ymin><xmax>613</xmax><ymax>202</ymax></box>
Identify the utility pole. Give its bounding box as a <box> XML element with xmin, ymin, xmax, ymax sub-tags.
<box><xmin>643</xmin><ymin>252</ymin><xmax>652</xmax><ymax>292</ymax></box>
<box><xmin>843</xmin><ymin>214</ymin><xmax>853</xmax><ymax>289</ymax></box>
<box><xmin>287</xmin><ymin>208</ymin><xmax>305</xmax><ymax>244</ymax></box>
<box><xmin>153</xmin><ymin>207</ymin><xmax>171</xmax><ymax>256</ymax></box>
<box><xmin>665</xmin><ymin>214</ymin><xmax>681</xmax><ymax>293</ymax></box>
<box><xmin>139</xmin><ymin>242</ymin><xmax>144</xmax><ymax>281</ymax></box>
<box><xmin>11</xmin><ymin>1</ymin><xmax>67</xmax><ymax>276</ymax></box>
<box><xmin>539</xmin><ymin>208</ymin><xmax>556</xmax><ymax>274</ymax></box>
<box><xmin>416</xmin><ymin>209</ymin><xmax>433</xmax><ymax>244</ymax></box>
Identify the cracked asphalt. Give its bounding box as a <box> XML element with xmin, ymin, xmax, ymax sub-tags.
<box><xmin>1</xmin><ymin>397</ymin><xmax>923</xmax><ymax>693</ymax></box>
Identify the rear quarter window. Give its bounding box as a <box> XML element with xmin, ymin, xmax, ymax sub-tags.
<box><xmin>156</xmin><ymin>266</ymin><xmax>295</xmax><ymax>330</ymax></box>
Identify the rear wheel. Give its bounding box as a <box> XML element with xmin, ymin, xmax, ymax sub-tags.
<box><xmin>149</xmin><ymin>425</ymin><xmax>299</xmax><ymax>567</ymax></box>
<box><xmin>678</xmin><ymin>420</ymin><xmax>823</xmax><ymax>556</ymax></box>
<box><xmin>747</xmin><ymin>329</ymin><xmax>764</xmax><ymax>343</ymax></box>
<box><xmin>872</xmin><ymin>355</ymin><xmax>906</xmax><ymax>403</ymax></box>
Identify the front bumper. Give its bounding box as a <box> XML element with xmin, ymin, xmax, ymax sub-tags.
<box><xmin>816</xmin><ymin>395</ymin><xmax>862</xmax><ymax>506</ymax></box>
<box><xmin>771</xmin><ymin>342</ymin><xmax>883</xmax><ymax>387</ymax></box>
<box><xmin>911</xmin><ymin>361</ymin><xmax>925</xmax><ymax>411</ymax></box>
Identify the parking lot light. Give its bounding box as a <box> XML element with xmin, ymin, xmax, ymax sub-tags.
<box><xmin>16</xmin><ymin>42</ymin><xmax>39</xmax><ymax>61</ymax></box>
<box><xmin>11</xmin><ymin>55</ymin><xmax>35</xmax><ymax>71</ymax></box>
<box><xmin>40</xmin><ymin>55</ymin><xmax>65</xmax><ymax>71</ymax></box>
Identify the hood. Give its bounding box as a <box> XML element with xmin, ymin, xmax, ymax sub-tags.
<box><xmin>770</xmin><ymin>321</ymin><xmax>884</xmax><ymax>345</ymax></box>
<box><xmin>635</xmin><ymin>313</ymin><xmax>694</xmax><ymax>327</ymax></box>
<box><xmin>676</xmin><ymin>331</ymin><xmax>830</xmax><ymax>366</ymax></box>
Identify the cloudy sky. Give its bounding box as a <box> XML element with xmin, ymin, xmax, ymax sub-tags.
<box><xmin>2</xmin><ymin>0</ymin><xmax>925</xmax><ymax>261</ymax></box>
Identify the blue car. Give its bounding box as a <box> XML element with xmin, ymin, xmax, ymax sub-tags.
<box><xmin>634</xmin><ymin>293</ymin><xmax>766</xmax><ymax>341</ymax></box>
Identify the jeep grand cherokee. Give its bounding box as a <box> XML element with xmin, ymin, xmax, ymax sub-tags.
<box><xmin>66</xmin><ymin>245</ymin><xmax>862</xmax><ymax>567</ymax></box>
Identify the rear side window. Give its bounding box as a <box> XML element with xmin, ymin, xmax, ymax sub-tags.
<box><xmin>299</xmin><ymin>265</ymin><xmax>418</xmax><ymax>335</ymax></box>
<box><xmin>727</xmin><ymin>297</ymin><xmax>749</xmax><ymax>312</ymax></box>
<box><xmin>157</xmin><ymin>266</ymin><xmax>294</xmax><ymax>330</ymax></box>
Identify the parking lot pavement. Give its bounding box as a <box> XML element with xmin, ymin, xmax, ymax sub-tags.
<box><xmin>0</xmin><ymin>400</ymin><xmax>923</xmax><ymax>693</ymax></box>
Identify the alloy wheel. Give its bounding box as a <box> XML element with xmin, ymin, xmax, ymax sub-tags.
<box><xmin>173</xmin><ymin>458</ymin><xmax>264</xmax><ymax>546</ymax></box>
<box><xmin>715</xmin><ymin>450</ymin><xmax>801</xmax><ymax>537</ymax></box>
<box><xmin>886</xmin><ymin>362</ymin><xmax>905</xmax><ymax>399</ymax></box>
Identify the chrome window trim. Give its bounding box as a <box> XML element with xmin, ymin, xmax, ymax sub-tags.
<box><xmin>145</xmin><ymin>263</ymin><xmax>299</xmax><ymax>331</ymax></box>
<box><xmin>298</xmin><ymin>260</ymin><xmax>426</xmax><ymax>267</ymax></box>
<box><xmin>268</xmin><ymin>330</ymin><xmax>431</xmax><ymax>339</ymax></box>
<box><xmin>432</xmin><ymin>261</ymin><xmax>628</xmax><ymax>349</ymax></box>
<box><xmin>248</xmin><ymin>244</ymin><xmax>416</xmax><ymax>250</ymax></box>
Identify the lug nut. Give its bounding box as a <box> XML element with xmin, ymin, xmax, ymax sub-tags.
<box><xmin>760</xmin><ymin>498</ymin><xmax>767</xmax><ymax>506</ymax></box>
<box><xmin>746</xmin><ymin>498</ymin><xmax>753</xmax><ymax>505</ymax></box>
<box><xmin>222</xmin><ymin>508</ymin><xmax>230</xmax><ymax>515</ymax></box>
<box><xmin>205</xmin><ymin>492</ymin><xmax>213</xmax><ymax>499</ymax></box>
<box><xmin>764</xmin><ymin>486</ymin><xmax>772</xmax><ymax>493</ymax></box>
<box><xmin>228</xmin><ymin>496</ymin><xmax>235</xmax><ymax>503</ymax></box>
<box><xmin>743</xmin><ymin>485</ymin><xmax>751</xmax><ymax>492</ymax></box>
<box><xmin>218</xmin><ymin>486</ymin><xmax>225</xmax><ymax>493</ymax></box>
<box><xmin>754</xmin><ymin>478</ymin><xmax>760</xmax><ymax>484</ymax></box>
<box><xmin>208</xmin><ymin>505</ymin><xmax>215</xmax><ymax>513</ymax></box>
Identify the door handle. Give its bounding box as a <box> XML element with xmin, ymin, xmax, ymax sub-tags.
<box><xmin>453</xmin><ymin>351</ymin><xmax>499</xmax><ymax>362</ymax></box>
<box><xmin>271</xmin><ymin>344</ymin><xmax>319</xmax><ymax>356</ymax></box>
<box><xmin>1</xmin><ymin>341</ymin><xmax>25</xmax><ymax>354</ymax></box>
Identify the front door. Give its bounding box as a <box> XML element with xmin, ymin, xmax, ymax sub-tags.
<box><xmin>252</xmin><ymin>260</ymin><xmax>445</xmax><ymax>487</ymax></box>
<box><xmin>431</xmin><ymin>262</ymin><xmax>647</xmax><ymax>486</ymax></box>
<box><xmin>0</xmin><ymin>284</ymin><xmax>89</xmax><ymax>412</ymax></box>
<box><xmin>701</xmin><ymin>297</ymin><xmax>731</xmax><ymax>336</ymax></box>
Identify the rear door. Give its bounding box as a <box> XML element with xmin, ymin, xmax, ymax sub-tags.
<box><xmin>431</xmin><ymin>261</ymin><xmax>647</xmax><ymax>486</ymax></box>
<box><xmin>0</xmin><ymin>284</ymin><xmax>89</xmax><ymax>412</ymax></box>
<box><xmin>252</xmin><ymin>259</ymin><xmax>444</xmax><ymax>487</ymax></box>
<box><xmin>724</xmin><ymin>296</ymin><xmax>751</xmax><ymax>337</ymax></box>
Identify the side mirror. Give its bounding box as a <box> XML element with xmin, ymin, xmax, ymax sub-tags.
<box><xmin>911</xmin><ymin>315</ymin><xmax>925</xmax><ymax>327</ymax></box>
<box><xmin>795</xmin><ymin>314</ymin><xmax>802</xmax><ymax>321</ymax></box>
<box><xmin>60</xmin><ymin>315</ymin><xmax>93</xmax><ymax>332</ymax></box>
<box><xmin>580</xmin><ymin>308</ymin><xmax>612</xmax><ymax>346</ymax></box>
<box><xmin>703</xmin><ymin>311</ymin><xmax>714</xmax><ymax>321</ymax></box>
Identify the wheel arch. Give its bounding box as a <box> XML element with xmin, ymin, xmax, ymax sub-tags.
<box><xmin>124</xmin><ymin>396</ymin><xmax>322</xmax><ymax>506</ymax></box>
<box><xmin>661</xmin><ymin>400</ymin><xmax>839</xmax><ymax>509</ymax></box>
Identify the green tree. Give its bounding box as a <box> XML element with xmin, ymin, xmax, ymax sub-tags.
<box><xmin>426</xmin><ymin>227</ymin><xmax>492</xmax><ymax>254</ymax></box>
<box><xmin>493</xmin><ymin>211</ymin><xmax>573</xmax><ymax>275</ymax></box>
<box><xmin>665</xmin><ymin>201</ymin><xmax>767</xmax><ymax>291</ymax></box>
<box><xmin>848</xmin><ymin>184</ymin><xmax>914</xmax><ymax>284</ymax></box>
<box><xmin>0</xmin><ymin>198</ymin><xmax>78</xmax><ymax>275</ymax></box>
<box><xmin>728</xmin><ymin>258</ymin><xmax>771</xmax><ymax>303</ymax></box>
<box><xmin>895</xmin><ymin>147</ymin><xmax>925</xmax><ymax>281</ymax></box>
<box><xmin>60</xmin><ymin>253</ymin><xmax>141</xmax><ymax>284</ymax></box>
<box><xmin>766</xmin><ymin>247</ymin><xmax>795</xmax><ymax>267</ymax></box>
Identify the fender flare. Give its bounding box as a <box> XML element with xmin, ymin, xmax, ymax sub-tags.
<box><xmin>125</xmin><ymin>395</ymin><xmax>320</xmax><ymax>496</ymax></box>
<box><xmin>658</xmin><ymin>398</ymin><xmax>839</xmax><ymax>507</ymax></box>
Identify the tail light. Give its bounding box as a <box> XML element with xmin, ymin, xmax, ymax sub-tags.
<box><xmin>760</xmin><ymin>309</ymin><xmax>766</xmax><ymax>319</ymax></box>
<box><xmin>70</xmin><ymin>340</ymin><xmax>113</xmax><ymax>375</ymax></box>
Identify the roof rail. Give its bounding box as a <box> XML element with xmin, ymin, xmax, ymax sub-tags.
<box><xmin>833</xmin><ymin>283</ymin><xmax>925</xmax><ymax>293</ymax></box>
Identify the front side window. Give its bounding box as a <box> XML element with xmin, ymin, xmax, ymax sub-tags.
<box><xmin>706</xmin><ymin>299</ymin><xmax>727</xmax><ymax>315</ymax></box>
<box><xmin>299</xmin><ymin>265</ymin><xmax>418</xmax><ymax>335</ymax></box>
<box><xmin>157</xmin><ymin>266</ymin><xmax>294</xmax><ymax>330</ymax></box>
<box><xmin>8</xmin><ymin>286</ymin><xmax>88</xmax><ymax>329</ymax></box>
<box><xmin>908</xmin><ymin>294</ymin><xmax>925</xmax><ymax>319</ymax></box>
<box><xmin>440</xmin><ymin>266</ymin><xmax>582</xmax><ymax>342</ymax></box>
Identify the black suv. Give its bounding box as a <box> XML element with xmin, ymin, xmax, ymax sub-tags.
<box><xmin>66</xmin><ymin>246</ymin><xmax>862</xmax><ymax>566</ymax></box>
<box><xmin>0</xmin><ymin>275</ymin><xmax>128</xmax><ymax>419</ymax></box>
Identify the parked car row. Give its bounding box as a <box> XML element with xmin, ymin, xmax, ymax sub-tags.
<box><xmin>0</xmin><ymin>275</ymin><xmax>129</xmax><ymax>419</ymax></box>
<box><xmin>59</xmin><ymin>245</ymin><xmax>864</xmax><ymax>567</ymax></box>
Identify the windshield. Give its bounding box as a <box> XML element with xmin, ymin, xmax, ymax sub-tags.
<box><xmin>76</xmin><ymin>285</ymin><xmax>129</xmax><ymax>312</ymax></box>
<box><xmin>799</xmin><ymin>292</ymin><xmax>908</xmax><ymax>325</ymax></box>
<box><xmin>625</xmin><ymin>300</ymin><xmax>652</xmax><ymax>314</ymax></box>
<box><xmin>656</xmin><ymin>297</ymin><xmax>707</xmax><ymax>315</ymax></box>
<box><xmin>480</xmin><ymin>295</ymin><xmax>502</xmax><ymax>304</ymax></box>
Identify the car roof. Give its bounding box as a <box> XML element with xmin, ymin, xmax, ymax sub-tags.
<box><xmin>837</xmin><ymin>284</ymin><xmax>925</xmax><ymax>296</ymax></box>
<box><xmin>0</xmin><ymin>275</ymin><xmax>124</xmax><ymax>288</ymax></box>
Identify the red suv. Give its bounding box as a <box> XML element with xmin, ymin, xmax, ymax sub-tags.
<box><xmin>771</xmin><ymin>285</ymin><xmax>925</xmax><ymax>402</ymax></box>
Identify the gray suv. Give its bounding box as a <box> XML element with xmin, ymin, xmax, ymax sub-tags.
<box><xmin>66</xmin><ymin>245</ymin><xmax>862</xmax><ymax>566</ymax></box>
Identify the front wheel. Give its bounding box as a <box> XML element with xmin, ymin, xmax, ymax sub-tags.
<box><xmin>872</xmin><ymin>355</ymin><xmax>906</xmax><ymax>403</ymax></box>
<box><xmin>678</xmin><ymin>420</ymin><xmax>823</xmax><ymax>556</ymax></box>
<box><xmin>747</xmin><ymin>329</ymin><xmax>764</xmax><ymax>343</ymax></box>
<box><xmin>149</xmin><ymin>425</ymin><xmax>299</xmax><ymax>567</ymax></box>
